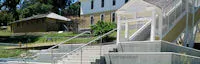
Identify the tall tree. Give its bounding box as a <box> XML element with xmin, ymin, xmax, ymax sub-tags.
<box><xmin>51</xmin><ymin>0</ymin><xmax>67</xmax><ymax>14</ymax></box>
<box><xmin>20</xmin><ymin>2</ymin><xmax>53</xmax><ymax>18</ymax></box>
<box><xmin>64</xmin><ymin>2</ymin><xmax>80</xmax><ymax>16</ymax></box>
<box><xmin>0</xmin><ymin>11</ymin><xmax>14</xmax><ymax>25</ymax></box>
<box><xmin>22</xmin><ymin>0</ymin><xmax>72</xmax><ymax>15</ymax></box>
<box><xmin>0</xmin><ymin>0</ymin><xmax>21</xmax><ymax>20</ymax></box>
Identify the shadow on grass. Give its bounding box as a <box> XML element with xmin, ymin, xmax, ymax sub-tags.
<box><xmin>0</xmin><ymin>35</ymin><xmax>40</xmax><ymax>44</ymax></box>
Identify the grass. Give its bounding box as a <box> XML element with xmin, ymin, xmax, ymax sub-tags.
<box><xmin>24</xmin><ymin>36</ymin><xmax>97</xmax><ymax>47</ymax></box>
<box><xmin>195</xmin><ymin>33</ymin><xmax>200</xmax><ymax>43</ymax></box>
<box><xmin>0</xmin><ymin>46</ymin><xmax>26</xmax><ymax>58</ymax></box>
<box><xmin>0</xmin><ymin>30</ymin><xmax>11</xmax><ymax>36</ymax></box>
<box><xmin>0</xmin><ymin>28</ymin><xmax>117</xmax><ymax>58</ymax></box>
<box><xmin>0</xmin><ymin>31</ymin><xmax>116</xmax><ymax>58</ymax></box>
<box><xmin>43</xmin><ymin>32</ymin><xmax>79</xmax><ymax>37</ymax></box>
<box><xmin>0</xmin><ymin>26</ymin><xmax>12</xmax><ymax>36</ymax></box>
<box><xmin>0</xmin><ymin>27</ymin><xmax>117</xmax><ymax>48</ymax></box>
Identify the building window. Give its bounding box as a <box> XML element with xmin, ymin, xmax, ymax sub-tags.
<box><xmin>91</xmin><ymin>0</ymin><xmax>94</xmax><ymax>9</ymax></box>
<box><xmin>112</xmin><ymin>12</ymin><xmax>116</xmax><ymax>22</ymax></box>
<box><xmin>113</xmin><ymin>0</ymin><xmax>116</xmax><ymax>6</ymax></box>
<box><xmin>125</xmin><ymin>0</ymin><xmax>128</xmax><ymax>3</ymax></box>
<box><xmin>100</xmin><ymin>14</ymin><xmax>104</xmax><ymax>21</ymax></box>
<box><xmin>90</xmin><ymin>16</ymin><xmax>94</xmax><ymax>25</ymax></box>
<box><xmin>101</xmin><ymin>0</ymin><xmax>104</xmax><ymax>8</ymax></box>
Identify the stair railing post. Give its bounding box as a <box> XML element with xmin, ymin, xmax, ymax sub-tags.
<box><xmin>100</xmin><ymin>37</ymin><xmax>102</xmax><ymax>56</ymax></box>
<box><xmin>51</xmin><ymin>49</ymin><xmax>54</xmax><ymax>64</ymax></box>
<box><xmin>81</xmin><ymin>48</ymin><xmax>83</xmax><ymax>64</ymax></box>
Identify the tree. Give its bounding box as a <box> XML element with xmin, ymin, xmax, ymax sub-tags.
<box><xmin>51</xmin><ymin>0</ymin><xmax>67</xmax><ymax>14</ymax></box>
<box><xmin>0</xmin><ymin>11</ymin><xmax>14</xmax><ymax>25</ymax></box>
<box><xmin>21</xmin><ymin>0</ymin><xmax>73</xmax><ymax>16</ymax></box>
<box><xmin>91</xmin><ymin>21</ymin><xmax>116</xmax><ymax>36</ymax></box>
<box><xmin>91</xmin><ymin>21</ymin><xmax>116</xmax><ymax>42</ymax></box>
<box><xmin>0</xmin><ymin>0</ymin><xmax>21</xmax><ymax>20</ymax></box>
<box><xmin>19</xmin><ymin>2</ymin><xmax>53</xmax><ymax>18</ymax></box>
<box><xmin>64</xmin><ymin>2</ymin><xmax>80</xmax><ymax>16</ymax></box>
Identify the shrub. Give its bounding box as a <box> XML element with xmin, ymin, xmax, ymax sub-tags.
<box><xmin>91</xmin><ymin>21</ymin><xmax>116</xmax><ymax>42</ymax></box>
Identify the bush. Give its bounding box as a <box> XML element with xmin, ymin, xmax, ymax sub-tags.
<box><xmin>91</xmin><ymin>21</ymin><xmax>116</xmax><ymax>42</ymax></box>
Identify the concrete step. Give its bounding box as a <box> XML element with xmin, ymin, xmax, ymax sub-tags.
<box><xmin>117</xmin><ymin>41</ymin><xmax>161</xmax><ymax>52</ymax></box>
<box><xmin>105</xmin><ymin>52</ymin><xmax>200</xmax><ymax>64</ymax></box>
<box><xmin>57</xmin><ymin>60</ymin><xmax>92</xmax><ymax>64</ymax></box>
<box><xmin>36</xmin><ymin>53</ymin><xmax>65</xmax><ymax>63</ymax></box>
<box><xmin>67</xmin><ymin>55</ymin><xmax>100</xmax><ymax>59</ymax></box>
<box><xmin>62</xmin><ymin>58</ymin><xmax>96</xmax><ymax>62</ymax></box>
<box><xmin>63</xmin><ymin>58</ymin><xmax>98</xmax><ymax>62</ymax></box>
<box><xmin>54</xmin><ymin>44</ymin><xmax>116</xmax><ymax>64</ymax></box>
<box><xmin>118</xmin><ymin>41</ymin><xmax>200</xmax><ymax>57</ymax></box>
<box><xmin>6</xmin><ymin>61</ymin><xmax>51</xmax><ymax>64</ymax></box>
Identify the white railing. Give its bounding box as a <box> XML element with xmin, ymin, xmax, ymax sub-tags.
<box><xmin>23</xmin><ymin>31</ymin><xmax>91</xmax><ymax>59</ymax></box>
<box><xmin>57</xmin><ymin>28</ymin><xmax>117</xmax><ymax>64</ymax></box>
<box><xmin>129</xmin><ymin>21</ymin><xmax>151</xmax><ymax>41</ymax></box>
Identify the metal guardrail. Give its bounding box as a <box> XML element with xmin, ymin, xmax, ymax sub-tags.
<box><xmin>24</xmin><ymin>31</ymin><xmax>91</xmax><ymax>59</ymax></box>
<box><xmin>129</xmin><ymin>20</ymin><xmax>151</xmax><ymax>41</ymax></box>
<box><xmin>57</xmin><ymin>28</ymin><xmax>117</xmax><ymax>63</ymax></box>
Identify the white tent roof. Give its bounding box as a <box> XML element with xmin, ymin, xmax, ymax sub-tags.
<box><xmin>144</xmin><ymin>0</ymin><xmax>182</xmax><ymax>13</ymax></box>
<box><xmin>116</xmin><ymin>0</ymin><xmax>156</xmax><ymax>14</ymax></box>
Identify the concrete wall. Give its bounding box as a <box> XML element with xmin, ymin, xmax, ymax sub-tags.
<box><xmin>117</xmin><ymin>41</ymin><xmax>161</xmax><ymax>52</ymax></box>
<box><xmin>117</xmin><ymin>41</ymin><xmax>200</xmax><ymax>57</ymax></box>
<box><xmin>161</xmin><ymin>41</ymin><xmax>200</xmax><ymax>57</ymax></box>
<box><xmin>105</xmin><ymin>52</ymin><xmax>172</xmax><ymax>64</ymax></box>
<box><xmin>105</xmin><ymin>52</ymin><xmax>200</xmax><ymax>64</ymax></box>
<box><xmin>172</xmin><ymin>53</ymin><xmax>200</xmax><ymax>64</ymax></box>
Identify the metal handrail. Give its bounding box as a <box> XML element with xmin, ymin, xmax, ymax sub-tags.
<box><xmin>25</xmin><ymin>31</ymin><xmax>91</xmax><ymax>58</ymax></box>
<box><xmin>59</xmin><ymin>28</ymin><xmax>117</xmax><ymax>59</ymax></box>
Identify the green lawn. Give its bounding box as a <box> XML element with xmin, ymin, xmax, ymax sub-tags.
<box><xmin>0</xmin><ymin>30</ymin><xmax>117</xmax><ymax>58</ymax></box>
<box><xmin>43</xmin><ymin>32</ymin><xmax>90</xmax><ymax>37</ymax></box>
<box><xmin>0</xmin><ymin>30</ymin><xmax>12</xmax><ymax>36</ymax></box>
<box><xmin>0</xmin><ymin>33</ymin><xmax>99</xmax><ymax>48</ymax></box>
<box><xmin>0</xmin><ymin>46</ymin><xmax>26</xmax><ymax>58</ymax></box>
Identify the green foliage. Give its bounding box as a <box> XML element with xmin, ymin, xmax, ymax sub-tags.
<box><xmin>91</xmin><ymin>21</ymin><xmax>116</xmax><ymax>36</ymax></box>
<box><xmin>0</xmin><ymin>49</ymin><xmax>25</xmax><ymax>58</ymax></box>
<box><xmin>0</xmin><ymin>11</ymin><xmax>14</xmax><ymax>23</ymax></box>
<box><xmin>0</xmin><ymin>0</ymin><xmax>74</xmax><ymax>22</ymax></box>
<box><xmin>19</xmin><ymin>0</ymin><xmax>73</xmax><ymax>18</ymax></box>
<box><xmin>19</xmin><ymin>2</ymin><xmax>53</xmax><ymax>18</ymax></box>
<box><xmin>0</xmin><ymin>0</ymin><xmax>21</xmax><ymax>20</ymax></box>
<box><xmin>64</xmin><ymin>2</ymin><xmax>80</xmax><ymax>16</ymax></box>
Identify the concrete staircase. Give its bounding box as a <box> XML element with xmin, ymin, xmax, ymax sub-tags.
<box><xmin>4</xmin><ymin>44</ymin><xmax>116</xmax><ymax>64</ymax></box>
<box><xmin>57</xmin><ymin>44</ymin><xmax>116</xmax><ymax>64</ymax></box>
<box><xmin>104</xmin><ymin>41</ymin><xmax>200</xmax><ymax>64</ymax></box>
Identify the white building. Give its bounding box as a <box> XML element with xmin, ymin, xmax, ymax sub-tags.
<box><xmin>79</xmin><ymin>0</ymin><xmax>129</xmax><ymax>30</ymax></box>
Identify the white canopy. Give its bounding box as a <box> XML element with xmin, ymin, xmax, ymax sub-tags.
<box><xmin>116</xmin><ymin>0</ymin><xmax>156</xmax><ymax>15</ymax></box>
